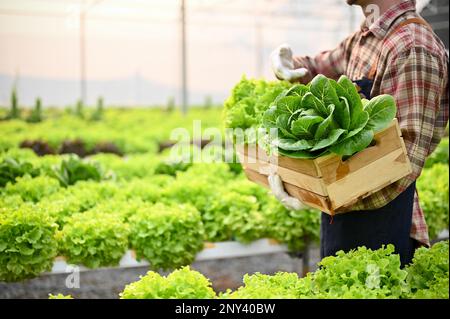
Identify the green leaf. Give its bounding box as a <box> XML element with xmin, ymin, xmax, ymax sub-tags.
<box><xmin>310</xmin><ymin>75</ymin><xmax>340</xmax><ymax>113</ymax></box>
<box><xmin>276</xmin><ymin>139</ymin><xmax>314</xmax><ymax>151</ymax></box>
<box><xmin>338</xmin><ymin>97</ymin><xmax>351</xmax><ymax>130</ymax></box>
<box><xmin>311</xmin><ymin>129</ymin><xmax>347</xmax><ymax>152</ymax></box>
<box><xmin>275</xmin><ymin>114</ymin><xmax>297</xmax><ymax>139</ymax></box>
<box><xmin>364</xmin><ymin>94</ymin><xmax>397</xmax><ymax>132</ymax></box>
<box><xmin>337</xmin><ymin>75</ymin><xmax>364</xmax><ymax>129</ymax></box>
<box><xmin>301</xmin><ymin>92</ymin><xmax>328</xmax><ymax>116</ymax></box>
<box><xmin>276</xmin><ymin>96</ymin><xmax>303</xmax><ymax>116</ymax></box>
<box><xmin>262</xmin><ymin>105</ymin><xmax>278</xmax><ymax>129</ymax></box>
<box><xmin>314</xmin><ymin>104</ymin><xmax>335</xmax><ymax>140</ymax></box>
<box><xmin>291</xmin><ymin>116</ymin><xmax>324</xmax><ymax>139</ymax></box>
<box><xmin>341</xmin><ymin>111</ymin><xmax>370</xmax><ymax>141</ymax></box>
<box><xmin>284</xmin><ymin>84</ymin><xmax>309</xmax><ymax>97</ymax></box>
<box><xmin>277</xmin><ymin>148</ymin><xmax>323</xmax><ymax>159</ymax></box>
<box><xmin>330</xmin><ymin>129</ymin><xmax>374</xmax><ymax>156</ymax></box>
<box><xmin>120</xmin><ymin>266</ymin><xmax>216</xmax><ymax>299</ymax></box>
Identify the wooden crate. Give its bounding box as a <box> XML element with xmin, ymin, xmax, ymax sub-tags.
<box><xmin>236</xmin><ymin>119</ymin><xmax>412</xmax><ymax>215</ymax></box>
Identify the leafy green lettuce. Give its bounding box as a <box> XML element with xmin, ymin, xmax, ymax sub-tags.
<box><xmin>128</xmin><ymin>203</ymin><xmax>205</xmax><ymax>270</ymax></box>
<box><xmin>120</xmin><ymin>266</ymin><xmax>216</xmax><ymax>299</ymax></box>
<box><xmin>405</xmin><ymin>241</ymin><xmax>449</xmax><ymax>299</ymax></box>
<box><xmin>0</xmin><ymin>205</ymin><xmax>58</xmax><ymax>282</ymax></box>
<box><xmin>223</xmin><ymin>76</ymin><xmax>290</xmax><ymax>130</ymax></box>
<box><xmin>417</xmin><ymin>163</ymin><xmax>449</xmax><ymax>239</ymax></box>
<box><xmin>262</xmin><ymin>74</ymin><xmax>396</xmax><ymax>158</ymax></box>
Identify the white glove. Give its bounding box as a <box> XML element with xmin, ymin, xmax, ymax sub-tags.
<box><xmin>268</xmin><ymin>174</ymin><xmax>307</xmax><ymax>211</ymax></box>
<box><xmin>270</xmin><ymin>44</ymin><xmax>308</xmax><ymax>82</ymax></box>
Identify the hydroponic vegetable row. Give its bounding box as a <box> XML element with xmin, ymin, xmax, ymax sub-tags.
<box><xmin>51</xmin><ymin>240</ymin><xmax>449</xmax><ymax>299</ymax></box>
<box><xmin>0</xmin><ymin>146</ymin><xmax>321</xmax><ymax>282</ymax></box>
<box><xmin>0</xmin><ymin>107</ymin><xmax>223</xmax><ymax>154</ymax></box>
<box><xmin>0</xmin><ymin>102</ymin><xmax>448</xmax><ymax>283</ymax></box>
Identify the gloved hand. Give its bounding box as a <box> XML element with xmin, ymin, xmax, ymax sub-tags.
<box><xmin>270</xmin><ymin>44</ymin><xmax>309</xmax><ymax>82</ymax></box>
<box><xmin>268</xmin><ymin>174</ymin><xmax>307</xmax><ymax>211</ymax></box>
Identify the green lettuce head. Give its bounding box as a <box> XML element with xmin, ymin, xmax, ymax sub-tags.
<box><xmin>262</xmin><ymin>74</ymin><xmax>397</xmax><ymax>159</ymax></box>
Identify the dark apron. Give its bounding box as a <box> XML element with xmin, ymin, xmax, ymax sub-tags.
<box><xmin>320</xmin><ymin>77</ymin><xmax>416</xmax><ymax>267</ymax></box>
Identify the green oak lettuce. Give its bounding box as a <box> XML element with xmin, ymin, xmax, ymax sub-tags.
<box><xmin>221</xmin><ymin>272</ymin><xmax>301</xmax><ymax>299</ymax></box>
<box><xmin>120</xmin><ymin>266</ymin><xmax>216</xmax><ymax>299</ymax></box>
<box><xmin>0</xmin><ymin>204</ymin><xmax>58</xmax><ymax>282</ymax></box>
<box><xmin>57</xmin><ymin>210</ymin><xmax>130</xmax><ymax>268</ymax></box>
<box><xmin>223</xmin><ymin>76</ymin><xmax>290</xmax><ymax>130</ymax></box>
<box><xmin>416</xmin><ymin>163</ymin><xmax>449</xmax><ymax>239</ymax></box>
<box><xmin>405</xmin><ymin>240</ymin><xmax>449</xmax><ymax>299</ymax></box>
<box><xmin>128</xmin><ymin>203</ymin><xmax>205</xmax><ymax>270</ymax></box>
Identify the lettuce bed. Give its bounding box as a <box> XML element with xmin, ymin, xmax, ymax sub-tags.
<box><xmin>119</xmin><ymin>241</ymin><xmax>449</xmax><ymax>299</ymax></box>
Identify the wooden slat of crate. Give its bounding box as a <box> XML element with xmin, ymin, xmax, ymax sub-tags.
<box><xmin>237</xmin><ymin>144</ymin><xmax>320</xmax><ymax>177</ymax></box>
<box><xmin>243</xmin><ymin>160</ymin><xmax>328</xmax><ymax>196</ymax></box>
<box><xmin>314</xmin><ymin>119</ymin><xmax>404</xmax><ymax>185</ymax></box>
<box><xmin>326</xmin><ymin>147</ymin><xmax>411</xmax><ymax>209</ymax></box>
<box><xmin>243</xmin><ymin>168</ymin><xmax>332</xmax><ymax>212</ymax></box>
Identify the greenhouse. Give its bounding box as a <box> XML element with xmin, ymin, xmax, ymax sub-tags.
<box><xmin>0</xmin><ymin>0</ymin><xmax>448</xmax><ymax>310</ymax></box>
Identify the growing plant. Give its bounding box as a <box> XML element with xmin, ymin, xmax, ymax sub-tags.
<box><xmin>405</xmin><ymin>240</ymin><xmax>449</xmax><ymax>299</ymax></box>
<box><xmin>75</xmin><ymin>99</ymin><xmax>84</xmax><ymax>118</ymax></box>
<box><xmin>0</xmin><ymin>194</ymin><xmax>24</xmax><ymax>211</ymax></box>
<box><xmin>203</xmin><ymin>191</ymin><xmax>263</xmax><ymax>243</ymax></box>
<box><xmin>35</xmin><ymin>193</ymin><xmax>85</xmax><ymax>228</ymax></box>
<box><xmin>63</xmin><ymin>180</ymin><xmax>119</xmax><ymax>210</ymax></box>
<box><xmin>424</xmin><ymin>137</ymin><xmax>448</xmax><ymax>168</ymax></box>
<box><xmin>120</xmin><ymin>266</ymin><xmax>216</xmax><ymax>299</ymax></box>
<box><xmin>117</xmin><ymin>178</ymin><xmax>165</xmax><ymax>203</ymax></box>
<box><xmin>128</xmin><ymin>203</ymin><xmax>205</xmax><ymax>270</ymax></box>
<box><xmin>4</xmin><ymin>175</ymin><xmax>61</xmax><ymax>202</ymax></box>
<box><xmin>226</xmin><ymin>193</ymin><xmax>267</xmax><ymax>243</ymax></box>
<box><xmin>221</xmin><ymin>272</ymin><xmax>301</xmax><ymax>299</ymax></box>
<box><xmin>1</xmin><ymin>147</ymin><xmax>38</xmax><ymax>162</ymax></box>
<box><xmin>226</xmin><ymin>179</ymin><xmax>271</xmax><ymax>207</ymax></box>
<box><xmin>298</xmin><ymin>245</ymin><xmax>409</xmax><ymax>298</ymax></box>
<box><xmin>154</xmin><ymin>159</ymin><xmax>192</xmax><ymax>176</ymax></box>
<box><xmin>89</xmin><ymin>197</ymin><xmax>149</xmax><ymax>222</ymax></box>
<box><xmin>48</xmin><ymin>293</ymin><xmax>73</xmax><ymax>299</ymax></box>
<box><xmin>262</xmin><ymin>75</ymin><xmax>397</xmax><ymax>158</ymax></box>
<box><xmin>89</xmin><ymin>152</ymin><xmax>161</xmax><ymax>180</ymax></box>
<box><xmin>416</xmin><ymin>163</ymin><xmax>449</xmax><ymax>239</ymax></box>
<box><xmin>50</xmin><ymin>155</ymin><xmax>104</xmax><ymax>187</ymax></box>
<box><xmin>0</xmin><ymin>205</ymin><xmax>58</xmax><ymax>282</ymax></box>
<box><xmin>26</xmin><ymin>97</ymin><xmax>43</xmax><ymax>123</ymax></box>
<box><xmin>90</xmin><ymin>97</ymin><xmax>104</xmax><ymax>121</ymax></box>
<box><xmin>263</xmin><ymin>197</ymin><xmax>321</xmax><ymax>251</ymax></box>
<box><xmin>7</xmin><ymin>87</ymin><xmax>20</xmax><ymax>119</ymax></box>
<box><xmin>57</xmin><ymin>210</ymin><xmax>130</xmax><ymax>268</ymax></box>
<box><xmin>223</xmin><ymin>76</ymin><xmax>290</xmax><ymax>130</ymax></box>
<box><xmin>0</xmin><ymin>157</ymin><xmax>39</xmax><ymax>187</ymax></box>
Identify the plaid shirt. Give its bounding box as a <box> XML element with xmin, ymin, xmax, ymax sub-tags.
<box><xmin>294</xmin><ymin>0</ymin><xmax>449</xmax><ymax>247</ymax></box>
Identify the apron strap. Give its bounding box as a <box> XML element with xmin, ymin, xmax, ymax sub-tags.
<box><xmin>367</xmin><ymin>17</ymin><xmax>433</xmax><ymax>80</ymax></box>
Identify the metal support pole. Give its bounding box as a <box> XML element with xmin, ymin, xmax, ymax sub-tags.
<box><xmin>180</xmin><ymin>0</ymin><xmax>188</xmax><ymax>114</ymax></box>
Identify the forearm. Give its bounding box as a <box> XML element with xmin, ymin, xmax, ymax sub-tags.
<box><xmin>293</xmin><ymin>52</ymin><xmax>343</xmax><ymax>80</ymax></box>
<box><xmin>292</xmin><ymin>32</ymin><xmax>357</xmax><ymax>82</ymax></box>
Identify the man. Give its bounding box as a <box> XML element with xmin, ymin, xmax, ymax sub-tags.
<box><xmin>269</xmin><ymin>0</ymin><xmax>448</xmax><ymax>266</ymax></box>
